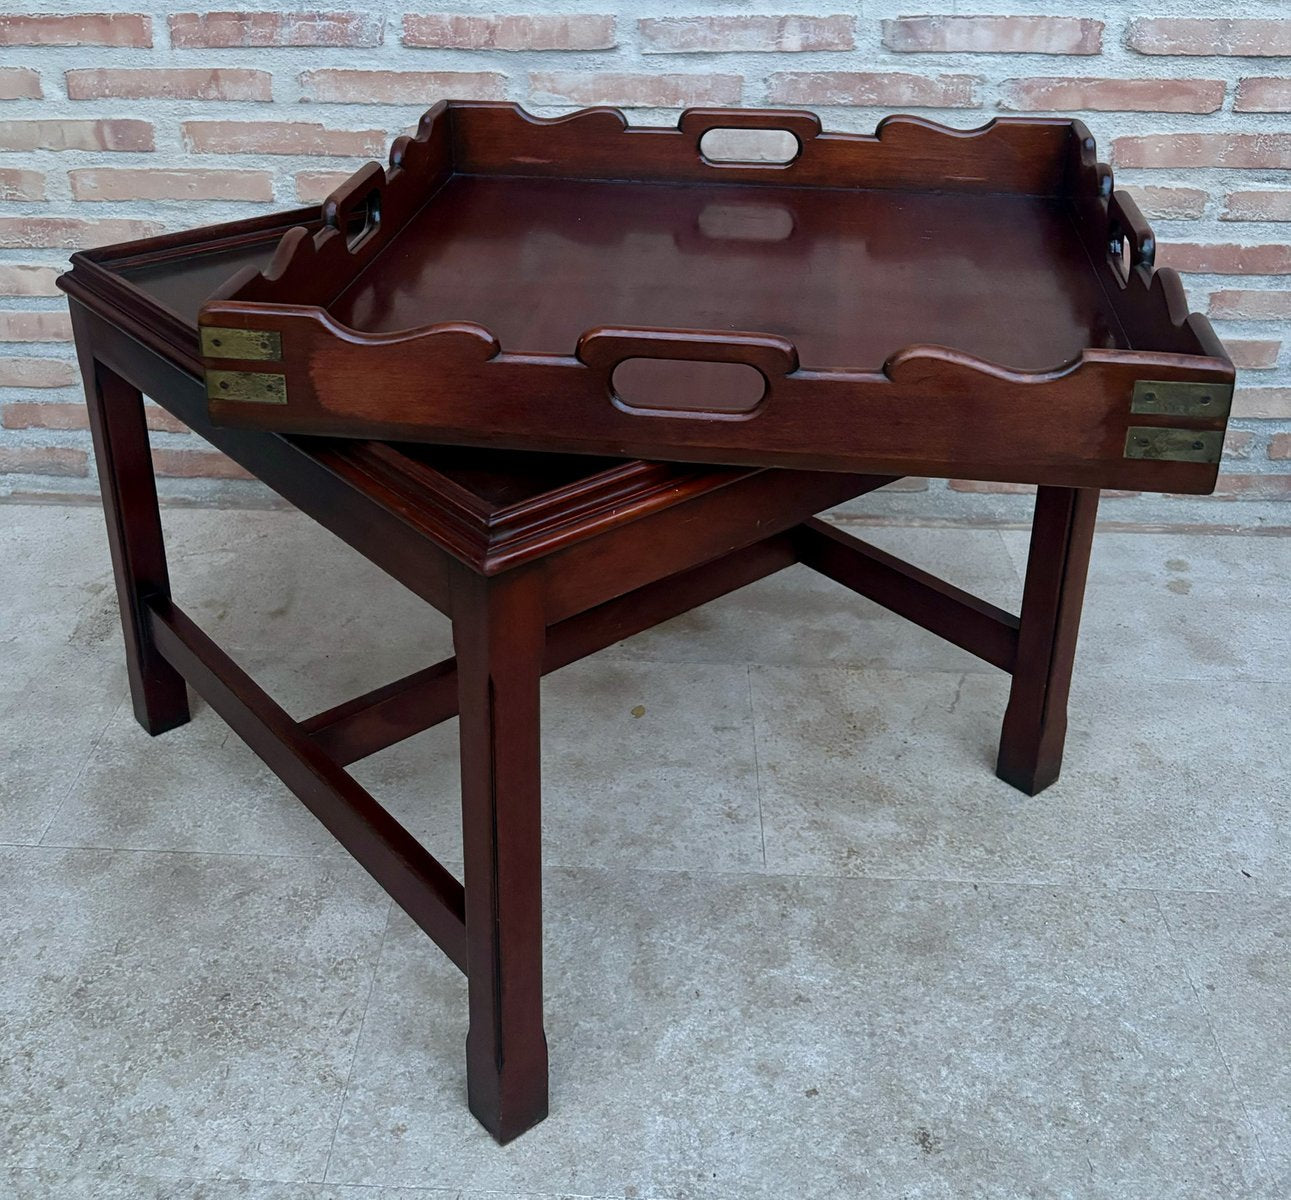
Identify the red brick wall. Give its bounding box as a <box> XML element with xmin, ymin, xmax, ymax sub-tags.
<box><xmin>1</xmin><ymin>7</ymin><xmax>1287</xmax><ymax>508</ymax></box>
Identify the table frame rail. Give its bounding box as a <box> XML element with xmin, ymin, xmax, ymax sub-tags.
<box><xmin>300</xmin><ymin>520</ymin><xmax>1033</xmax><ymax>770</ymax></box>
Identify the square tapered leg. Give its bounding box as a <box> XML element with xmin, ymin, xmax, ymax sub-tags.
<box><xmin>74</xmin><ymin>329</ymin><xmax>190</xmax><ymax>736</ymax></box>
<box><xmin>996</xmin><ymin>485</ymin><xmax>1099</xmax><ymax>796</ymax></box>
<box><xmin>452</xmin><ymin>565</ymin><xmax>550</xmax><ymax>1142</ymax></box>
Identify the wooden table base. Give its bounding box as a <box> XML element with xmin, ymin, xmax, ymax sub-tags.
<box><xmin>76</xmin><ymin>335</ymin><xmax>1096</xmax><ymax>1143</ymax></box>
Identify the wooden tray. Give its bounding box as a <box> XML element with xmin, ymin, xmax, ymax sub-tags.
<box><xmin>196</xmin><ymin>101</ymin><xmax>1234</xmax><ymax>494</ymax></box>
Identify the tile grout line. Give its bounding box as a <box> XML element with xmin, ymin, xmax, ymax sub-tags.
<box><xmin>538</xmin><ymin>856</ymin><xmax>1290</xmax><ymax>900</ymax></box>
<box><xmin>33</xmin><ymin>834</ymin><xmax>365</xmax><ymax>864</ymax></box>
<box><xmin>320</xmin><ymin>895</ymin><xmax>396</xmax><ymax>1186</ymax></box>
<box><xmin>12</xmin><ymin>839</ymin><xmax>1283</xmax><ymax>904</ymax></box>
<box><xmin>12</xmin><ymin>843</ymin><xmax>1279</xmax><ymax>902</ymax></box>
<box><xmin>33</xmin><ymin>689</ymin><xmax>129</xmax><ymax>847</ymax></box>
<box><xmin>746</xmin><ymin>663</ymin><xmax>767</xmax><ymax>870</ymax></box>
<box><xmin>3</xmin><ymin>1164</ymin><xmax>475</xmax><ymax>1196</ymax></box>
<box><xmin>595</xmin><ymin>649</ymin><xmax>1291</xmax><ymax>689</ymax></box>
<box><xmin>1150</xmin><ymin>889</ymin><xmax>1275</xmax><ymax>1185</ymax></box>
<box><xmin>827</xmin><ymin>514</ymin><xmax>1291</xmax><ymax>539</ymax></box>
<box><xmin>607</xmin><ymin>649</ymin><xmax>1001</xmax><ymax>675</ymax></box>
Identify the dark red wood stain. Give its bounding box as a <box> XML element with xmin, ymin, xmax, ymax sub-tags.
<box><xmin>60</xmin><ymin>102</ymin><xmax>1135</xmax><ymax>1144</ymax></box>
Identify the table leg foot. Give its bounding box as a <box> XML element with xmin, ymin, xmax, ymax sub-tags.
<box><xmin>996</xmin><ymin>486</ymin><xmax>1099</xmax><ymax>797</ymax></box>
<box><xmin>466</xmin><ymin>1030</ymin><xmax>550</xmax><ymax>1144</ymax></box>
<box><xmin>453</xmin><ymin>566</ymin><xmax>550</xmax><ymax>1144</ymax></box>
<box><xmin>995</xmin><ymin>749</ymin><xmax>1062</xmax><ymax>798</ymax></box>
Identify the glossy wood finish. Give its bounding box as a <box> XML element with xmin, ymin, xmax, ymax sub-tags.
<box><xmin>330</xmin><ymin>176</ymin><xmax>1118</xmax><ymax>371</ymax></box>
<box><xmin>63</xmin><ymin>199</ymin><xmax>1105</xmax><ymax>1146</ymax></box>
<box><xmin>72</xmin><ymin>314</ymin><xmax>190</xmax><ymax>736</ymax></box>
<box><xmin>452</xmin><ymin>565</ymin><xmax>549</xmax><ymax>1141</ymax></box>
<box><xmin>198</xmin><ymin>101</ymin><xmax>1233</xmax><ymax>494</ymax></box>
<box><xmin>997</xmin><ymin>486</ymin><xmax>1100</xmax><ymax>794</ymax></box>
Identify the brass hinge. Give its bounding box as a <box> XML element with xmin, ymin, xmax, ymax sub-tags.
<box><xmin>206</xmin><ymin>370</ymin><xmax>288</xmax><ymax>405</ymax></box>
<box><xmin>1131</xmin><ymin>379</ymin><xmax>1232</xmax><ymax>420</ymax></box>
<box><xmin>1124</xmin><ymin>426</ymin><xmax>1223</xmax><ymax>464</ymax></box>
<box><xmin>200</xmin><ymin>326</ymin><xmax>282</xmax><ymax>362</ymax></box>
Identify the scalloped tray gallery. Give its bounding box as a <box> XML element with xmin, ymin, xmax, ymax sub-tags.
<box><xmin>196</xmin><ymin>101</ymin><xmax>1234</xmax><ymax>493</ymax></box>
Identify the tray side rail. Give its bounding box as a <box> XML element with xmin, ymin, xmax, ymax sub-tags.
<box><xmin>1063</xmin><ymin>125</ymin><xmax>1230</xmax><ymax>363</ymax></box>
<box><xmin>448</xmin><ymin>102</ymin><xmax>1079</xmax><ymax>195</ymax></box>
<box><xmin>198</xmin><ymin>299</ymin><xmax>1235</xmax><ymax>494</ymax></box>
<box><xmin>206</xmin><ymin>101</ymin><xmax>457</xmax><ymax>314</ymax></box>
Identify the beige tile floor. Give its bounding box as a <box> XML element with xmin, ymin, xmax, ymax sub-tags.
<box><xmin>1</xmin><ymin>500</ymin><xmax>1288</xmax><ymax>1200</ymax></box>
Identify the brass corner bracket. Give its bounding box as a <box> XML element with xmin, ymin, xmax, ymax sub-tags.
<box><xmin>206</xmin><ymin>369</ymin><xmax>288</xmax><ymax>405</ymax></box>
<box><xmin>1124</xmin><ymin>426</ymin><xmax>1223</xmax><ymax>464</ymax></box>
<box><xmin>1130</xmin><ymin>380</ymin><xmax>1233</xmax><ymax>420</ymax></box>
<box><xmin>200</xmin><ymin>326</ymin><xmax>283</xmax><ymax>362</ymax></box>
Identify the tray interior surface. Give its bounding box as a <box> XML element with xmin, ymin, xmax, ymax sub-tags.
<box><xmin>329</xmin><ymin>173</ymin><xmax>1125</xmax><ymax>372</ymax></box>
<box><xmin>122</xmin><ymin>241</ymin><xmax>282</xmax><ymax>325</ymax></box>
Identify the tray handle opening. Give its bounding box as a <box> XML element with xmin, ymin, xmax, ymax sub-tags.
<box><xmin>321</xmin><ymin>162</ymin><xmax>386</xmax><ymax>250</ymax></box>
<box><xmin>578</xmin><ymin>327</ymin><xmax>798</xmax><ymax>420</ymax></box>
<box><xmin>343</xmin><ymin>187</ymin><xmax>382</xmax><ymax>251</ymax></box>
<box><xmin>680</xmin><ymin>108</ymin><xmax>821</xmax><ymax>171</ymax></box>
<box><xmin>1107</xmin><ymin>190</ymin><xmax>1155</xmax><ymax>283</ymax></box>
<box><xmin>699</xmin><ymin>128</ymin><xmax>800</xmax><ymax>167</ymax></box>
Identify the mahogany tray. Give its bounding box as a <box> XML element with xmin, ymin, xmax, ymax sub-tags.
<box><xmin>195</xmin><ymin>101</ymin><xmax>1234</xmax><ymax>494</ymax></box>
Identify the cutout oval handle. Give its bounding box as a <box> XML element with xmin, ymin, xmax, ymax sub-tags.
<box><xmin>699</xmin><ymin>127</ymin><xmax>800</xmax><ymax>166</ymax></box>
<box><xmin>611</xmin><ymin>358</ymin><xmax>767</xmax><ymax>416</ymax></box>
<box><xmin>321</xmin><ymin>161</ymin><xmax>385</xmax><ymax>252</ymax></box>
<box><xmin>579</xmin><ymin>327</ymin><xmax>797</xmax><ymax>420</ymax></box>
<box><xmin>344</xmin><ymin>187</ymin><xmax>382</xmax><ymax>250</ymax></box>
<box><xmin>1108</xmin><ymin>190</ymin><xmax>1155</xmax><ymax>273</ymax></box>
<box><xmin>578</xmin><ymin>327</ymin><xmax>798</xmax><ymax>378</ymax></box>
<box><xmin>679</xmin><ymin>108</ymin><xmax>821</xmax><ymax>169</ymax></box>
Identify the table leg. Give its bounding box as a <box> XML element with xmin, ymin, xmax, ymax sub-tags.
<box><xmin>996</xmin><ymin>485</ymin><xmax>1099</xmax><ymax>796</ymax></box>
<box><xmin>451</xmin><ymin>566</ymin><xmax>549</xmax><ymax>1143</ymax></box>
<box><xmin>75</xmin><ymin>344</ymin><xmax>190</xmax><ymax>736</ymax></box>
